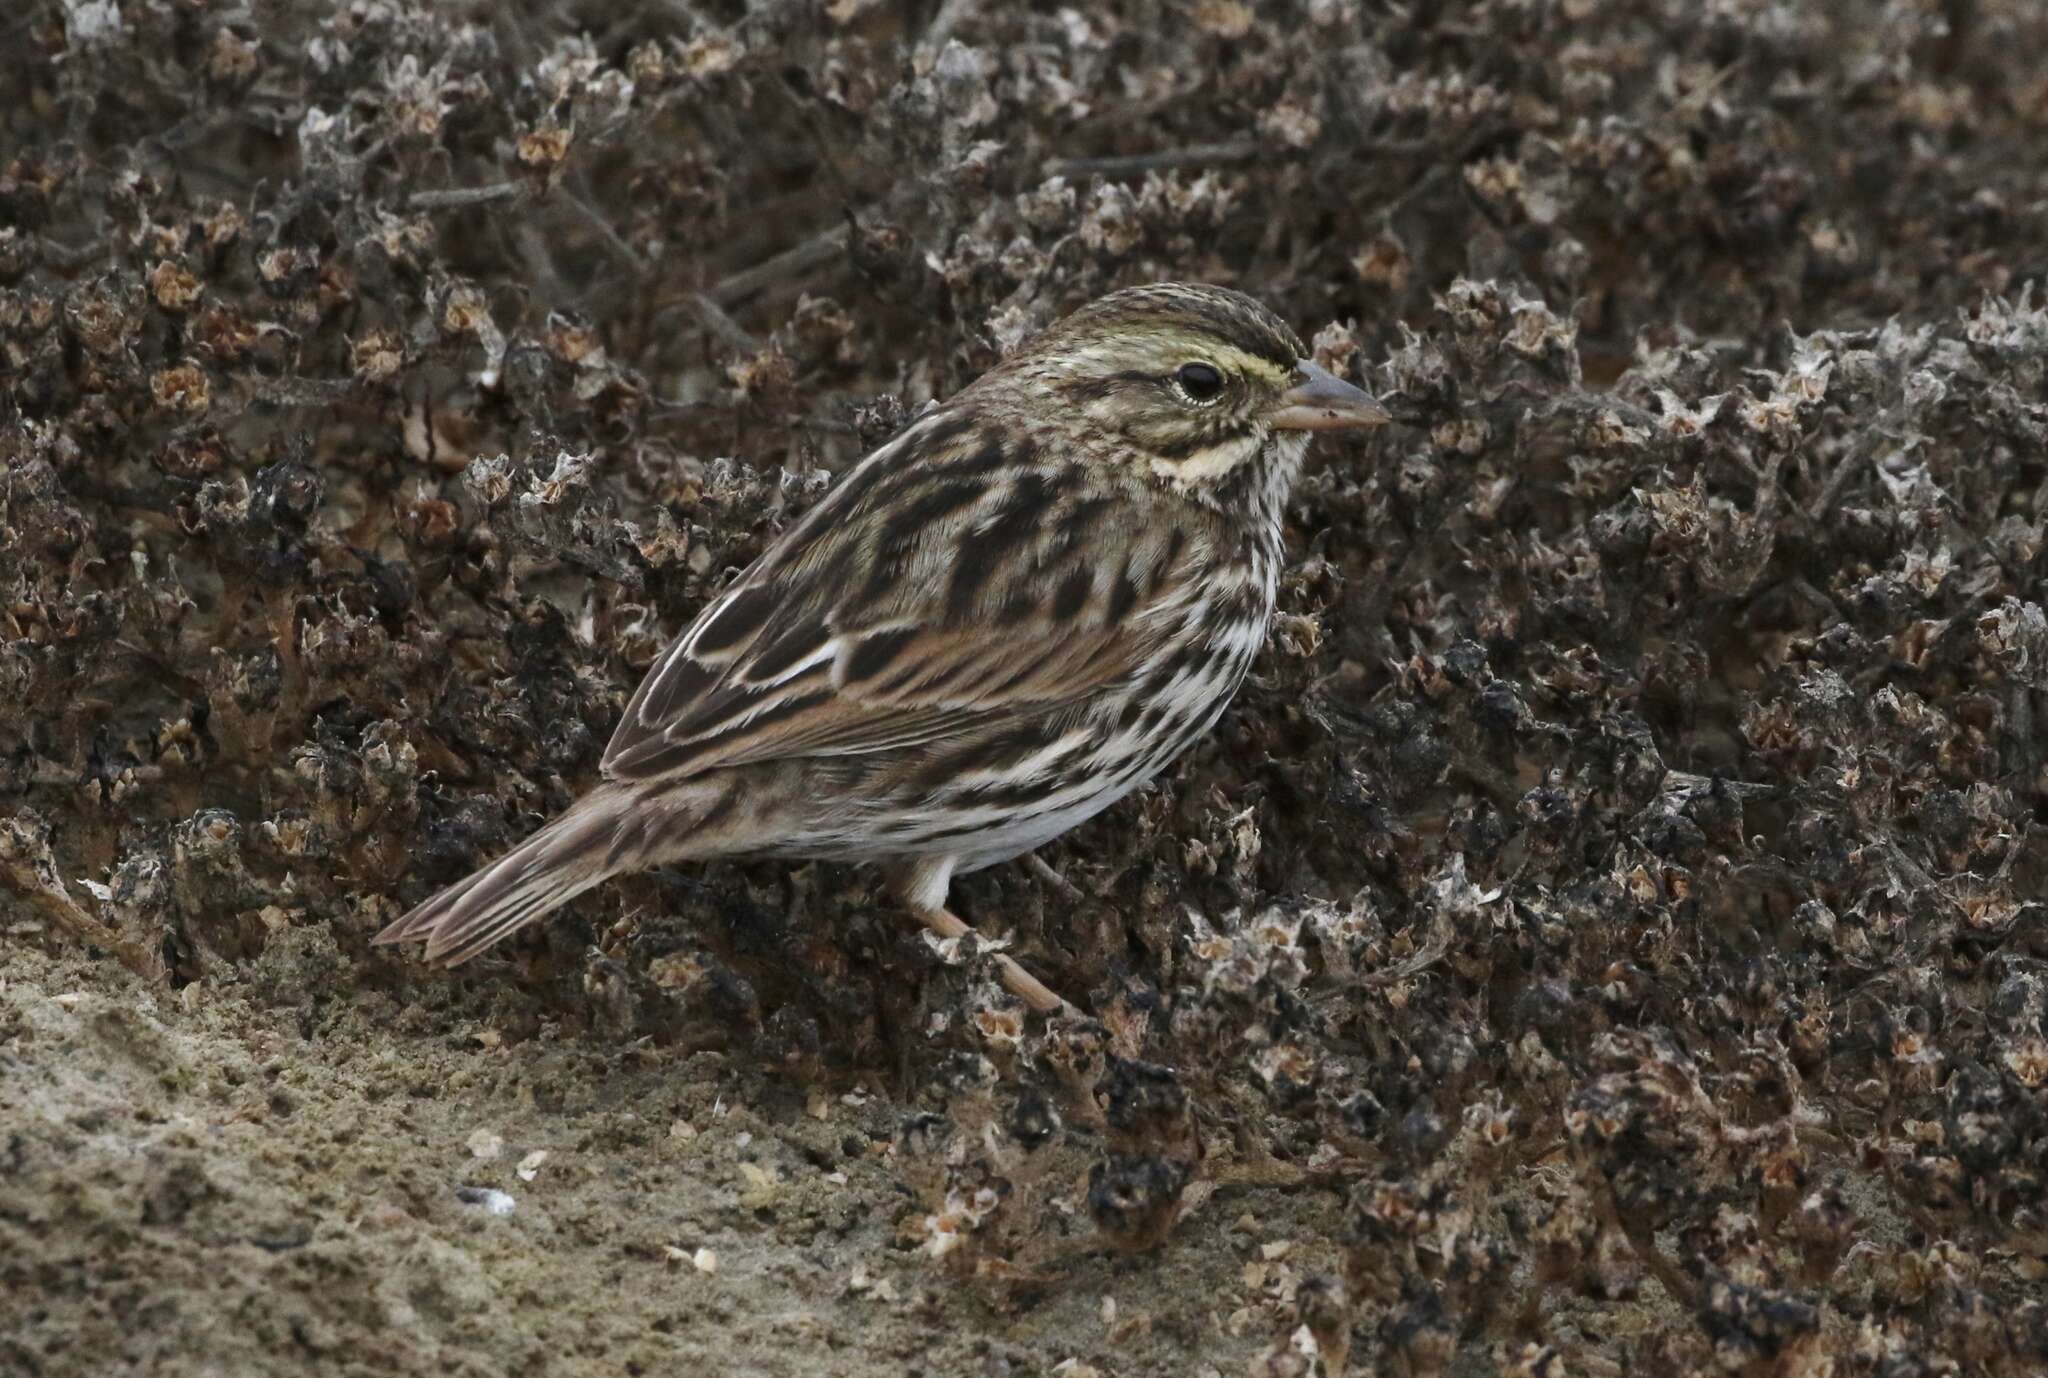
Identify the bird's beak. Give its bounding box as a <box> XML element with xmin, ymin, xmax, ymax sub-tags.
<box><xmin>1266</xmin><ymin>359</ymin><xmax>1393</xmax><ymax>431</ymax></box>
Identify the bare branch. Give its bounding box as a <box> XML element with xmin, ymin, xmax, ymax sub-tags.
<box><xmin>706</xmin><ymin>224</ymin><xmax>851</xmax><ymax>307</ymax></box>
<box><xmin>408</xmin><ymin>181</ymin><xmax>527</xmax><ymax>211</ymax></box>
<box><xmin>562</xmin><ymin>183</ymin><xmax>650</xmax><ymax>277</ymax></box>
<box><xmin>2</xmin><ymin>811</ymin><xmax>167</xmax><ymax>985</ymax></box>
<box><xmin>685</xmin><ymin>291</ymin><xmax>762</xmax><ymax>355</ymax></box>
<box><xmin>1042</xmin><ymin>140</ymin><xmax>1263</xmax><ymax>180</ymax></box>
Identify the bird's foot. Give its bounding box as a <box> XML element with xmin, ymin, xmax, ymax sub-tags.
<box><xmin>1021</xmin><ymin>852</ymin><xmax>1085</xmax><ymax>902</ymax></box>
<box><xmin>908</xmin><ymin>903</ymin><xmax>1073</xmax><ymax>1015</ymax></box>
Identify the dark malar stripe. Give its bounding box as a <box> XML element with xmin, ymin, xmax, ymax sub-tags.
<box><xmin>1151</xmin><ymin>426</ymin><xmax>1255</xmax><ymax>462</ymax></box>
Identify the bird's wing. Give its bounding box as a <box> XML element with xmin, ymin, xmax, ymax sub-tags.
<box><xmin>600</xmin><ymin>414</ymin><xmax>1205</xmax><ymax>783</ymax></box>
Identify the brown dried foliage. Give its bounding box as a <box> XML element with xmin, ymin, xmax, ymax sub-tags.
<box><xmin>4</xmin><ymin>0</ymin><xmax>2048</xmax><ymax>1372</ymax></box>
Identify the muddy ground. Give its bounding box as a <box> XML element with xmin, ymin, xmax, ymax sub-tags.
<box><xmin>6</xmin><ymin>1</ymin><xmax>2048</xmax><ymax>1374</ymax></box>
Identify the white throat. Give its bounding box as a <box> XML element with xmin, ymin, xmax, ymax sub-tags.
<box><xmin>1148</xmin><ymin>431</ymin><xmax>1265</xmax><ymax>487</ymax></box>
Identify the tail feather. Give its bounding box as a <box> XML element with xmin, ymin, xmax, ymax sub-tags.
<box><xmin>375</xmin><ymin>787</ymin><xmax>644</xmax><ymax>967</ymax></box>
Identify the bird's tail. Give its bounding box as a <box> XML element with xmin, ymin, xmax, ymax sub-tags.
<box><xmin>375</xmin><ymin>784</ymin><xmax>663</xmax><ymax>967</ymax></box>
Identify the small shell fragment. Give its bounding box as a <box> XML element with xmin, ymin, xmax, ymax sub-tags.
<box><xmin>455</xmin><ymin>1186</ymin><xmax>515</xmax><ymax>1216</ymax></box>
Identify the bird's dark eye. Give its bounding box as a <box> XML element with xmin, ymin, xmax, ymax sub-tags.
<box><xmin>1175</xmin><ymin>362</ymin><xmax>1224</xmax><ymax>402</ymax></box>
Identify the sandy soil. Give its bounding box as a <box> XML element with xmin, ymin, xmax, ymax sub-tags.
<box><xmin>5</xmin><ymin>939</ymin><xmax>1360</xmax><ymax>1378</ymax></box>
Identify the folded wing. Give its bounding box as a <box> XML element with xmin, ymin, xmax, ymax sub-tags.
<box><xmin>601</xmin><ymin>424</ymin><xmax>1200</xmax><ymax>784</ymax></box>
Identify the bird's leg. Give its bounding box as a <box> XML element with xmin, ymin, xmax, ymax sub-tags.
<box><xmin>1021</xmin><ymin>852</ymin><xmax>1084</xmax><ymax>902</ymax></box>
<box><xmin>891</xmin><ymin>858</ymin><xmax>1073</xmax><ymax>1015</ymax></box>
<box><xmin>919</xmin><ymin>906</ymin><xmax>1071</xmax><ymax>1015</ymax></box>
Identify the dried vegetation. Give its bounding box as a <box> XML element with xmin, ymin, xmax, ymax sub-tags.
<box><xmin>5</xmin><ymin>0</ymin><xmax>2048</xmax><ymax>1373</ymax></box>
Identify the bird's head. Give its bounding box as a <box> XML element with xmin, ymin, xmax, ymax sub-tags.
<box><xmin>982</xmin><ymin>282</ymin><xmax>1390</xmax><ymax>497</ymax></box>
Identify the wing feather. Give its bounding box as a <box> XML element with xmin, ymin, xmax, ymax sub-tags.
<box><xmin>600</xmin><ymin>411</ymin><xmax>1207</xmax><ymax>784</ymax></box>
